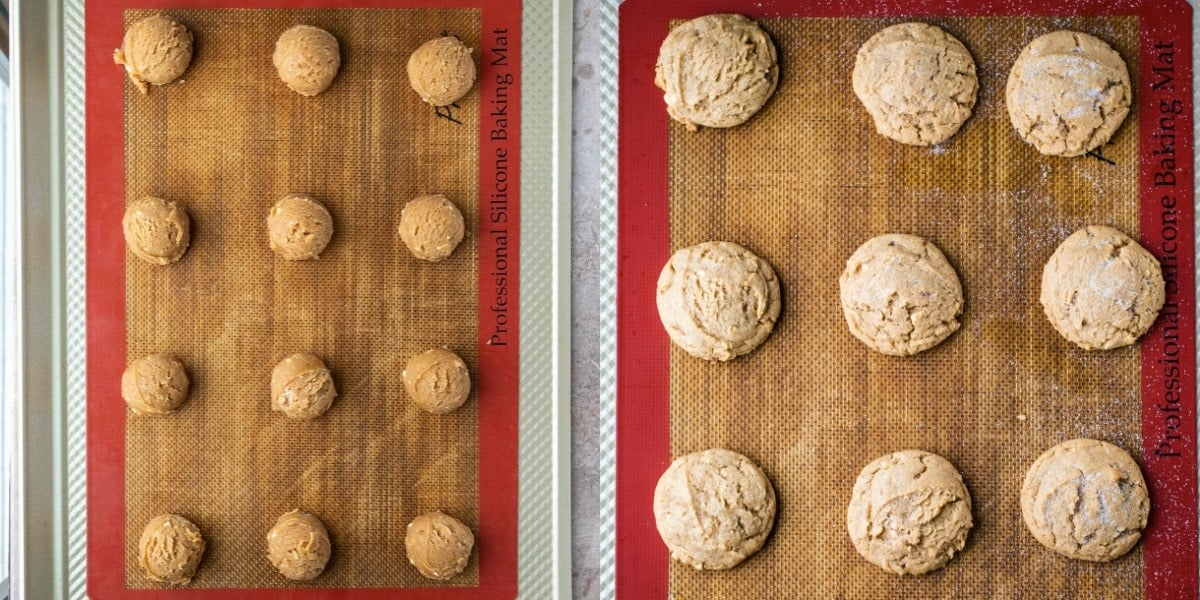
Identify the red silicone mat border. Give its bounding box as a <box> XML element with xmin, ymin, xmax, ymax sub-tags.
<box><xmin>617</xmin><ymin>1</ymin><xmax>1196</xmax><ymax>598</ymax></box>
<box><xmin>85</xmin><ymin>1</ymin><xmax>520</xmax><ymax>598</ymax></box>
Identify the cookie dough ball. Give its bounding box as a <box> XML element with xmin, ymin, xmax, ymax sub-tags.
<box><xmin>138</xmin><ymin>513</ymin><xmax>206</xmax><ymax>585</ymax></box>
<box><xmin>654</xmin><ymin>14</ymin><xmax>778</xmax><ymax>131</ymax></box>
<box><xmin>407</xmin><ymin>36</ymin><xmax>476</xmax><ymax>106</ymax></box>
<box><xmin>268</xmin><ymin>193</ymin><xmax>334</xmax><ymax>261</ymax></box>
<box><xmin>654</xmin><ymin>449</ymin><xmax>776</xmax><ymax>570</ymax></box>
<box><xmin>656</xmin><ymin>241</ymin><xmax>781</xmax><ymax>361</ymax></box>
<box><xmin>123</xmin><ymin>196</ymin><xmax>191</xmax><ymax>266</ymax></box>
<box><xmin>403</xmin><ymin>348</ymin><xmax>471</xmax><ymax>414</ymax></box>
<box><xmin>398</xmin><ymin>194</ymin><xmax>465</xmax><ymax>262</ymax></box>
<box><xmin>1006</xmin><ymin>31</ymin><xmax>1131</xmax><ymax>157</ymax></box>
<box><xmin>267</xmin><ymin>509</ymin><xmax>332</xmax><ymax>581</ymax></box>
<box><xmin>1041</xmin><ymin>226</ymin><xmax>1164</xmax><ymax>350</ymax></box>
<box><xmin>270</xmin><ymin>353</ymin><xmax>337</xmax><ymax>420</ymax></box>
<box><xmin>273</xmin><ymin>25</ymin><xmax>341</xmax><ymax>96</ymax></box>
<box><xmin>113</xmin><ymin>14</ymin><xmax>193</xmax><ymax>94</ymax></box>
<box><xmin>847</xmin><ymin>450</ymin><xmax>973</xmax><ymax>575</ymax></box>
<box><xmin>852</xmin><ymin>23</ymin><xmax>978</xmax><ymax>146</ymax></box>
<box><xmin>839</xmin><ymin>234</ymin><xmax>962</xmax><ymax>356</ymax></box>
<box><xmin>121</xmin><ymin>354</ymin><xmax>190</xmax><ymax>415</ymax></box>
<box><xmin>405</xmin><ymin>511</ymin><xmax>475</xmax><ymax>580</ymax></box>
<box><xmin>1021</xmin><ymin>439</ymin><xmax>1149</xmax><ymax>561</ymax></box>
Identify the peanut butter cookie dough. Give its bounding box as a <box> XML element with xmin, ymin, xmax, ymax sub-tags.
<box><xmin>122</xmin><ymin>353</ymin><xmax>190</xmax><ymax>415</ymax></box>
<box><xmin>398</xmin><ymin>194</ymin><xmax>466</xmax><ymax>262</ymax></box>
<box><xmin>408</xmin><ymin>36</ymin><xmax>476</xmax><ymax>107</ymax></box>
<box><xmin>403</xmin><ymin>348</ymin><xmax>471</xmax><ymax>414</ymax></box>
<box><xmin>653</xmin><ymin>448</ymin><xmax>776</xmax><ymax>570</ymax></box>
<box><xmin>852</xmin><ymin>22</ymin><xmax>978</xmax><ymax>146</ymax></box>
<box><xmin>654</xmin><ymin>14</ymin><xmax>778</xmax><ymax>131</ymax></box>
<box><xmin>270</xmin><ymin>353</ymin><xmax>337</xmax><ymax>420</ymax></box>
<box><xmin>839</xmin><ymin>234</ymin><xmax>963</xmax><ymax>356</ymax></box>
<box><xmin>138</xmin><ymin>513</ymin><xmax>206</xmax><ymax>585</ymax></box>
<box><xmin>656</xmin><ymin>241</ymin><xmax>781</xmax><ymax>361</ymax></box>
<box><xmin>273</xmin><ymin>25</ymin><xmax>341</xmax><ymax>96</ymax></box>
<box><xmin>114</xmin><ymin>13</ymin><xmax>193</xmax><ymax>94</ymax></box>
<box><xmin>267</xmin><ymin>509</ymin><xmax>333</xmax><ymax>581</ymax></box>
<box><xmin>847</xmin><ymin>450</ymin><xmax>973</xmax><ymax>576</ymax></box>
<box><xmin>123</xmin><ymin>196</ymin><xmax>191</xmax><ymax>266</ymax></box>
<box><xmin>1006</xmin><ymin>30</ymin><xmax>1131</xmax><ymax>157</ymax></box>
<box><xmin>1040</xmin><ymin>226</ymin><xmax>1164</xmax><ymax>350</ymax></box>
<box><xmin>405</xmin><ymin>511</ymin><xmax>475</xmax><ymax>580</ymax></box>
<box><xmin>268</xmin><ymin>193</ymin><xmax>334</xmax><ymax>261</ymax></box>
<box><xmin>1021</xmin><ymin>439</ymin><xmax>1149</xmax><ymax>562</ymax></box>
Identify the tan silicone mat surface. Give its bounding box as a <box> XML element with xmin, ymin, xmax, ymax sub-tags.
<box><xmin>123</xmin><ymin>8</ymin><xmax>480</xmax><ymax>588</ymax></box>
<box><xmin>668</xmin><ymin>16</ymin><xmax>1144</xmax><ymax>599</ymax></box>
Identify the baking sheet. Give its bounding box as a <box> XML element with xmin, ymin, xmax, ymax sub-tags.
<box><xmin>617</xmin><ymin>1</ymin><xmax>1197</xmax><ymax>598</ymax></box>
<box><xmin>8</xmin><ymin>0</ymin><xmax>571</xmax><ymax>597</ymax></box>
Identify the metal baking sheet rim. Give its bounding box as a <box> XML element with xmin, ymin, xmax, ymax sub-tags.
<box><xmin>588</xmin><ymin>0</ymin><xmax>1200</xmax><ymax>597</ymax></box>
<box><xmin>8</xmin><ymin>0</ymin><xmax>572</xmax><ymax>598</ymax></box>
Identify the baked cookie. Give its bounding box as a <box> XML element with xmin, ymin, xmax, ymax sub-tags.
<box><xmin>1006</xmin><ymin>30</ymin><xmax>1131</xmax><ymax>157</ymax></box>
<box><xmin>138</xmin><ymin>513</ymin><xmax>206</xmax><ymax>585</ymax></box>
<box><xmin>847</xmin><ymin>450</ymin><xmax>973</xmax><ymax>575</ymax></box>
<box><xmin>270</xmin><ymin>353</ymin><xmax>337</xmax><ymax>420</ymax></box>
<box><xmin>405</xmin><ymin>511</ymin><xmax>475</xmax><ymax>580</ymax></box>
<box><xmin>1040</xmin><ymin>226</ymin><xmax>1164</xmax><ymax>350</ymax></box>
<box><xmin>123</xmin><ymin>196</ymin><xmax>191</xmax><ymax>265</ymax></box>
<box><xmin>268</xmin><ymin>193</ymin><xmax>334</xmax><ymax>261</ymax></box>
<box><xmin>852</xmin><ymin>22</ymin><xmax>978</xmax><ymax>146</ymax></box>
<box><xmin>408</xmin><ymin>36</ymin><xmax>476</xmax><ymax>107</ymax></box>
<box><xmin>274</xmin><ymin>25</ymin><xmax>341</xmax><ymax>96</ymax></box>
<box><xmin>653</xmin><ymin>448</ymin><xmax>776</xmax><ymax>570</ymax></box>
<box><xmin>839</xmin><ymin>234</ymin><xmax>962</xmax><ymax>356</ymax></box>
<box><xmin>656</xmin><ymin>241</ymin><xmax>781</xmax><ymax>361</ymax></box>
<box><xmin>267</xmin><ymin>509</ymin><xmax>332</xmax><ymax>581</ymax></box>
<box><xmin>122</xmin><ymin>353</ymin><xmax>190</xmax><ymax>415</ymax></box>
<box><xmin>654</xmin><ymin>14</ymin><xmax>778</xmax><ymax>131</ymax></box>
<box><xmin>113</xmin><ymin>13</ymin><xmax>193</xmax><ymax>94</ymax></box>
<box><xmin>1021</xmin><ymin>439</ymin><xmax>1149</xmax><ymax>562</ymax></box>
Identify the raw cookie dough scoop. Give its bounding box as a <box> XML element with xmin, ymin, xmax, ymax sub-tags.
<box><xmin>408</xmin><ymin>36</ymin><xmax>477</xmax><ymax>106</ymax></box>
<box><xmin>114</xmin><ymin>13</ymin><xmax>193</xmax><ymax>94</ymax></box>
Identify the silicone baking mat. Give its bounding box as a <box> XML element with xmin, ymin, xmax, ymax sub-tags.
<box><xmin>86</xmin><ymin>2</ymin><xmax>520</xmax><ymax>597</ymax></box>
<box><xmin>617</xmin><ymin>1</ymin><xmax>1196</xmax><ymax>598</ymax></box>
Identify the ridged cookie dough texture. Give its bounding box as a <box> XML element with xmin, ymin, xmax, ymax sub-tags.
<box><xmin>123</xmin><ymin>196</ymin><xmax>191</xmax><ymax>266</ymax></box>
<box><xmin>1021</xmin><ymin>439</ymin><xmax>1149</xmax><ymax>562</ymax></box>
<box><xmin>114</xmin><ymin>13</ymin><xmax>193</xmax><ymax>94</ymax></box>
<box><xmin>656</xmin><ymin>241</ymin><xmax>781</xmax><ymax>361</ymax></box>
<box><xmin>273</xmin><ymin>25</ymin><xmax>341</xmax><ymax>96</ymax></box>
<box><xmin>1006</xmin><ymin>30</ymin><xmax>1131</xmax><ymax>157</ymax></box>
<box><xmin>122</xmin><ymin>353</ymin><xmax>190</xmax><ymax>415</ymax></box>
<box><xmin>852</xmin><ymin>22</ymin><xmax>978</xmax><ymax>146</ymax></box>
<box><xmin>138</xmin><ymin>513</ymin><xmax>206</xmax><ymax>585</ymax></box>
<box><xmin>267</xmin><ymin>509</ymin><xmax>333</xmax><ymax>581</ymax></box>
<box><xmin>653</xmin><ymin>448</ymin><xmax>777</xmax><ymax>570</ymax></box>
<box><xmin>403</xmin><ymin>347</ymin><xmax>472</xmax><ymax>414</ymax></box>
<box><xmin>268</xmin><ymin>193</ymin><xmax>335</xmax><ymax>261</ymax></box>
<box><xmin>405</xmin><ymin>511</ymin><xmax>475</xmax><ymax>581</ymax></box>
<box><xmin>839</xmin><ymin>234</ymin><xmax>963</xmax><ymax>356</ymax></box>
<box><xmin>407</xmin><ymin>36</ymin><xmax>477</xmax><ymax>107</ymax></box>
<box><xmin>270</xmin><ymin>353</ymin><xmax>337</xmax><ymax>420</ymax></box>
<box><xmin>655</xmin><ymin>14</ymin><xmax>778</xmax><ymax>131</ymax></box>
<box><xmin>847</xmin><ymin>450</ymin><xmax>973</xmax><ymax>576</ymax></box>
<box><xmin>1040</xmin><ymin>226</ymin><xmax>1164</xmax><ymax>350</ymax></box>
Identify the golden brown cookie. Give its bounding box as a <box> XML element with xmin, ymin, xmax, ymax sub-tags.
<box><xmin>1040</xmin><ymin>226</ymin><xmax>1164</xmax><ymax>350</ymax></box>
<box><xmin>1006</xmin><ymin>30</ymin><xmax>1131</xmax><ymax>157</ymax></box>
<box><xmin>653</xmin><ymin>448</ymin><xmax>776</xmax><ymax>570</ymax></box>
<box><xmin>839</xmin><ymin>234</ymin><xmax>963</xmax><ymax>356</ymax></box>
<box><xmin>847</xmin><ymin>450</ymin><xmax>973</xmax><ymax>575</ymax></box>
<box><xmin>1021</xmin><ymin>439</ymin><xmax>1149</xmax><ymax>561</ymax></box>
<box><xmin>654</xmin><ymin>14</ymin><xmax>778</xmax><ymax>131</ymax></box>
<box><xmin>852</xmin><ymin>22</ymin><xmax>978</xmax><ymax>146</ymax></box>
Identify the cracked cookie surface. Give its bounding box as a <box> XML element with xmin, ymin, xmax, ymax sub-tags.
<box><xmin>839</xmin><ymin>233</ymin><xmax>962</xmax><ymax>356</ymax></box>
<box><xmin>852</xmin><ymin>22</ymin><xmax>978</xmax><ymax>146</ymax></box>
<box><xmin>653</xmin><ymin>448</ymin><xmax>777</xmax><ymax>570</ymax></box>
<box><xmin>1006</xmin><ymin>30</ymin><xmax>1131</xmax><ymax>157</ymax></box>
<box><xmin>1040</xmin><ymin>225</ymin><xmax>1164</xmax><ymax>350</ymax></box>
<box><xmin>1021</xmin><ymin>438</ymin><xmax>1149</xmax><ymax>562</ymax></box>
<box><xmin>654</xmin><ymin>14</ymin><xmax>778</xmax><ymax>131</ymax></box>
<box><xmin>656</xmin><ymin>241</ymin><xmax>781</xmax><ymax>361</ymax></box>
<box><xmin>847</xmin><ymin>450</ymin><xmax>973</xmax><ymax>575</ymax></box>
